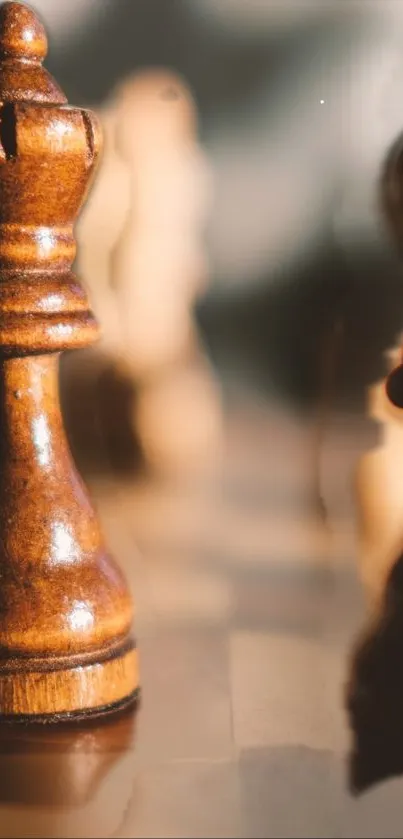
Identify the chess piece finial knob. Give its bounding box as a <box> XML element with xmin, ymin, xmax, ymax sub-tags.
<box><xmin>0</xmin><ymin>0</ymin><xmax>66</xmax><ymax>103</ymax></box>
<box><xmin>0</xmin><ymin>0</ymin><xmax>47</xmax><ymax>61</ymax></box>
<box><xmin>0</xmin><ymin>0</ymin><xmax>138</xmax><ymax>721</ymax></box>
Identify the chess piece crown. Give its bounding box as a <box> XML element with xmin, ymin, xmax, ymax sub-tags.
<box><xmin>0</xmin><ymin>0</ymin><xmax>100</xmax><ymax>354</ymax></box>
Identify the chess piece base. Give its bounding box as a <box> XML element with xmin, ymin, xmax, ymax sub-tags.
<box><xmin>0</xmin><ymin>638</ymin><xmax>139</xmax><ymax>722</ymax></box>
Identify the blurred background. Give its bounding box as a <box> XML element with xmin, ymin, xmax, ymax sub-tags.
<box><xmin>43</xmin><ymin>0</ymin><xmax>403</xmax><ymax>418</ymax></box>
<box><xmin>5</xmin><ymin>1</ymin><xmax>403</xmax><ymax>837</ymax></box>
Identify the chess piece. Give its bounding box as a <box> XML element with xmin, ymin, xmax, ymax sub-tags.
<box><xmin>113</xmin><ymin>70</ymin><xmax>222</xmax><ymax>476</ymax></box>
<box><xmin>347</xmin><ymin>135</ymin><xmax>403</xmax><ymax>792</ymax></box>
<box><xmin>76</xmin><ymin>70</ymin><xmax>223</xmax><ymax>477</ymax></box>
<box><xmin>354</xmin><ymin>344</ymin><xmax>403</xmax><ymax>610</ymax></box>
<box><xmin>111</xmin><ymin>71</ymin><xmax>211</xmax><ymax>372</ymax></box>
<box><xmin>348</xmin><ymin>349</ymin><xmax>403</xmax><ymax>793</ymax></box>
<box><xmin>0</xmin><ymin>1</ymin><xmax>138</xmax><ymax>720</ymax></box>
<box><xmin>347</xmin><ymin>548</ymin><xmax>403</xmax><ymax>793</ymax></box>
<box><xmin>354</xmin><ymin>135</ymin><xmax>403</xmax><ymax>610</ymax></box>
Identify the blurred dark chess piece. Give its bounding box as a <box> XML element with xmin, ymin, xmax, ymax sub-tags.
<box><xmin>0</xmin><ymin>1</ymin><xmax>138</xmax><ymax>720</ymax></box>
<box><xmin>348</xmin><ymin>134</ymin><xmax>403</xmax><ymax>792</ymax></box>
<box><xmin>347</xmin><ymin>553</ymin><xmax>403</xmax><ymax>793</ymax></box>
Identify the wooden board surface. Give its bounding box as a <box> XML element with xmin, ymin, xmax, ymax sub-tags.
<box><xmin>1</xmin><ymin>397</ymin><xmax>403</xmax><ymax>838</ymax></box>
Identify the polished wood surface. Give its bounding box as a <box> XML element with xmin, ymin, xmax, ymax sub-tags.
<box><xmin>0</xmin><ymin>706</ymin><xmax>138</xmax><ymax>807</ymax></box>
<box><xmin>0</xmin><ymin>0</ymin><xmax>137</xmax><ymax>720</ymax></box>
<box><xmin>0</xmin><ymin>398</ymin><xmax>401</xmax><ymax>835</ymax></box>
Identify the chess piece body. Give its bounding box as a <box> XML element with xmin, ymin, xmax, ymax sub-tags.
<box><xmin>0</xmin><ymin>0</ymin><xmax>138</xmax><ymax>720</ymax></box>
<box><xmin>346</xmin><ymin>134</ymin><xmax>403</xmax><ymax>793</ymax></box>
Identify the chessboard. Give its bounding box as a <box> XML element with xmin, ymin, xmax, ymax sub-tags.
<box><xmin>2</xmin><ymin>394</ymin><xmax>403</xmax><ymax>839</ymax></box>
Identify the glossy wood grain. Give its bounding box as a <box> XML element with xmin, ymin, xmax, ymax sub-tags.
<box><xmin>0</xmin><ymin>1</ymin><xmax>138</xmax><ymax>719</ymax></box>
<box><xmin>0</xmin><ymin>706</ymin><xmax>138</xmax><ymax>807</ymax></box>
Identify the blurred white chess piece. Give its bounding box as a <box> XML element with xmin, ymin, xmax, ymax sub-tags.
<box><xmin>76</xmin><ymin>69</ymin><xmax>223</xmax><ymax>476</ymax></box>
<box><xmin>111</xmin><ymin>70</ymin><xmax>212</xmax><ymax>375</ymax></box>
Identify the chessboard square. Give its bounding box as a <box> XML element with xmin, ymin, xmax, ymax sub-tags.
<box><xmin>117</xmin><ymin>760</ymin><xmax>242</xmax><ymax>839</ymax></box>
<box><xmin>338</xmin><ymin>774</ymin><xmax>403</xmax><ymax>838</ymax></box>
<box><xmin>239</xmin><ymin>745</ymin><xmax>340</xmax><ymax>839</ymax></box>
<box><xmin>230</xmin><ymin>631</ymin><xmax>348</xmax><ymax>752</ymax></box>
<box><xmin>134</xmin><ymin>630</ymin><xmax>235</xmax><ymax>762</ymax></box>
<box><xmin>143</xmin><ymin>561</ymin><xmax>233</xmax><ymax>630</ymax></box>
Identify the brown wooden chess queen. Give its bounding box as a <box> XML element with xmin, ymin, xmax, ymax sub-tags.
<box><xmin>0</xmin><ymin>1</ymin><xmax>138</xmax><ymax>720</ymax></box>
